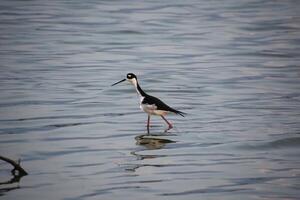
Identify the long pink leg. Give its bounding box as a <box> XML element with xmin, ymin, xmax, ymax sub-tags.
<box><xmin>147</xmin><ymin>115</ymin><xmax>150</xmax><ymax>133</ymax></box>
<box><xmin>147</xmin><ymin>115</ymin><xmax>150</xmax><ymax>128</ymax></box>
<box><xmin>147</xmin><ymin>115</ymin><xmax>150</xmax><ymax>127</ymax></box>
<box><xmin>161</xmin><ymin>115</ymin><xmax>173</xmax><ymax>129</ymax></box>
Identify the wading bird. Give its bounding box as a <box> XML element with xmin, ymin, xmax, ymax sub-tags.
<box><xmin>112</xmin><ymin>73</ymin><xmax>185</xmax><ymax>131</ymax></box>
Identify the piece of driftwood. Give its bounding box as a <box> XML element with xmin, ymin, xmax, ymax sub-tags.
<box><xmin>0</xmin><ymin>155</ymin><xmax>28</xmax><ymax>176</ymax></box>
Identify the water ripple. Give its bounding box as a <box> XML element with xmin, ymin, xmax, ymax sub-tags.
<box><xmin>0</xmin><ymin>0</ymin><xmax>300</xmax><ymax>199</ymax></box>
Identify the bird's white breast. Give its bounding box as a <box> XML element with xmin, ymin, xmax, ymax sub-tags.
<box><xmin>139</xmin><ymin>97</ymin><xmax>168</xmax><ymax>116</ymax></box>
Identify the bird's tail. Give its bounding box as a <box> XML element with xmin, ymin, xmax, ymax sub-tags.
<box><xmin>173</xmin><ymin>110</ymin><xmax>186</xmax><ymax>117</ymax></box>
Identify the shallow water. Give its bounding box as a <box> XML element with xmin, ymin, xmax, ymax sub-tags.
<box><xmin>1</xmin><ymin>0</ymin><xmax>300</xmax><ymax>199</ymax></box>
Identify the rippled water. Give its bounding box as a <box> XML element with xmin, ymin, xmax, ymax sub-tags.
<box><xmin>1</xmin><ymin>0</ymin><xmax>300</xmax><ymax>199</ymax></box>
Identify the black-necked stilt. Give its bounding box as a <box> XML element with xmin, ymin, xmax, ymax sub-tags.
<box><xmin>112</xmin><ymin>73</ymin><xmax>185</xmax><ymax>131</ymax></box>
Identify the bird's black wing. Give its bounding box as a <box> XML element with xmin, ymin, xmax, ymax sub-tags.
<box><xmin>143</xmin><ymin>95</ymin><xmax>186</xmax><ymax>117</ymax></box>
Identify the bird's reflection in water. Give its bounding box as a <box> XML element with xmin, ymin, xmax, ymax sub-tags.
<box><xmin>125</xmin><ymin>133</ymin><xmax>176</xmax><ymax>172</ymax></box>
<box><xmin>135</xmin><ymin>134</ymin><xmax>175</xmax><ymax>150</ymax></box>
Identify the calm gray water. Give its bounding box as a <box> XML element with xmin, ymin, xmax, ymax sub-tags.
<box><xmin>1</xmin><ymin>0</ymin><xmax>300</xmax><ymax>199</ymax></box>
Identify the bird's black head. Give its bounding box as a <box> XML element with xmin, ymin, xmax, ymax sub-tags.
<box><xmin>111</xmin><ymin>73</ymin><xmax>138</xmax><ymax>86</ymax></box>
<box><xmin>127</xmin><ymin>73</ymin><xmax>137</xmax><ymax>80</ymax></box>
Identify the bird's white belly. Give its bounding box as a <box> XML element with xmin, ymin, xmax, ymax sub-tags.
<box><xmin>140</xmin><ymin>103</ymin><xmax>168</xmax><ymax>116</ymax></box>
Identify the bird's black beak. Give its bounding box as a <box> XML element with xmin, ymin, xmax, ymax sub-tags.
<box><xmin>111</xmin><ymin>79</ymin><xmax>126</xmax><ymax>86</ymax></box>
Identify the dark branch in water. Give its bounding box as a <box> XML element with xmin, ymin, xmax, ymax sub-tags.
<box><xmin>0</xmin><ymin>155</ymin><xmax>28</xmax><ymax>176</ymax></box>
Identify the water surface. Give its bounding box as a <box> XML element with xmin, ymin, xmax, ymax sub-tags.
<box><xmin>1</xmin><ymin>0</ymin><xmax>300</xmax><ymax>199</ymax></box>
